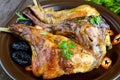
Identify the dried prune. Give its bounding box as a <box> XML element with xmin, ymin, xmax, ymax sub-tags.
<box><xmin>17</xmin><ymin>20</ymin><xmax>34</xmax><ymax>26</ymax></box>
<box><xmin>11</xmin><ymin>51</ymin><xmax>31</xmax><ymax>66</ymax></box>
<box><xmin>11</xmin><ymin>41</ymin><xmax>30</xmax><ymax>51</ymax></box>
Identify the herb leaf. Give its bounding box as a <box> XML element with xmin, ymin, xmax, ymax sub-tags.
<box><xmin>95</xmin><ymin>16</ymin><xmax>101</xmax><ymax>25</ymax></box>
<box><xmin>109</xmin><ymin>3</ymin><xmax>120</xmax><ymax>14</ymax></box>
<box><xmin>16</xmin><ymin>12</ymin><xmax>28</xmax><ymax>22</ymax></box>
<box><xmin>58</xmin><ymin>41</ymin><xmax>67</xmax><ymax>49</ymax></box>
<box><xmin>58</xmin><ymin>41</ymin><xmax>75</xmax><ymax>60</ymax></box>
<box><xmin>90</xmin><ymin>17</ymin><xmax>95</xmax><ymax>24</ymax></box>
<box><xmin>65</xmin><ymin>53</ymin><xmax>71</xmax><ymax>60</ymax></box>
<box><xmin>68</xmin><ymin>50</ymin><xmax>73</xmax><ymax>55</ymax></box>
<box><xmin>87</xmin><ymin>0</ymin><xmax>120</xmax><ymax>14</ymax></box>
<box><xmin>62</xmin><ymin>49</ymin><xmax>67</xmax><ymax>55</ymax></box>
<box><xmin>68</xmin><ymin>42</ymin><xmax>75</xmax><ymax>48</ymax></box>
<box><xmin>90</xmin><ymin>16</ymin><xmax>101</xmax><ymax>25</ymax></box>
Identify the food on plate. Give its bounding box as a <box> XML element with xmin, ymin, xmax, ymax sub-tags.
<box><xmin>11</xmin><ymin>41</ymin><xmax>32</xmax><ymax>66</ymax></box>
<box><xmin>9</xmin><ymin>24</ymin><xmax>98</xmax><ymax>78</ymax></box>
<box><xmin>0</xmin><ymin>1</ymin><xmax>113</xmax><ymax>79</ymax></box>
<box><xmin>87</xmin><ymin>0</ymin><xmax>120</xmax><ymax>15</ymax></box>
<box><xmin>16</xmin><ymin>12</ymin><xmax>35</xmax><ymax>26</ymax></box>
<box><xmin>25</xmin><ymin>65</ymin><xmax>32</xmax><ymax>71</ymax></box>
<box><xmin>112</xmin><ymin>33</ymin><xmax>120</xmax><ymax>45</ymax></box>
<box><xmin>107</xmin><ymin>29</ymin><xmax>114</xmax><ymax>36</ymax></box>
<box><xmin>0</xmin><ymin>24</ymin><xmax>110</xmax><ymax>79</ymax></box>
<box><xmin>101</xmin><ymin>57</ymin><xmax>112</xmax><ymax>69</ymax></box>
<box><xmin>11</xmin><ymin>51</ymin><xmax>31</xmax><ymax>66</ymax></box>
<box><xmin>29</xmin><ymin>4</ymin><xmax>99</xmax><ymax>25</ymax></box>
<box><xmin>16</xmin><ymin>12</ymin><xmax>29</xmax><ymax>22</ymax></box>
<box><xmin>11</xmin><ymin>41</ymin><xmax>31</xmax><ymax>51</ymax></box>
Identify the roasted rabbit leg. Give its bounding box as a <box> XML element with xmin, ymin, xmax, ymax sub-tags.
<box><xmin>0</xmin><ymin>0</ymin><xmax>112</xmax><ymax>79</ymax></box>
<box><xmin>22</xmin><ymin>8</ymin><xmax>112</xmax><ymax>67</ymax></box>
<box><xmin>29</xmin><ymin>3</ymin><xmax>99</xmax><ymax>25</ymax></box>
<box><xmin>0</xmin><ymin>24</ymin><xmax>101</xmax><ymax>79</ymax></box>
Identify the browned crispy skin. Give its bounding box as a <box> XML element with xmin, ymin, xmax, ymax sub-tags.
<box><xmin>29</xmin><ymin>5</ymin><xmax>99</xmax><ymax>24</ymax></box>
<box><xmin>0</xmin><ymin>4</ymin><xmax>112</xmax><ymax>79</ymax></box>
<box><xmin>10</xmin><ymin>24</ymin><xmax>98</xmax><ymax>79</ymax></box>
<box><xmin>22</xmin><ymin>9</ymin><xmax>52</xmax><ymax>31</ymax></box>
<box><xmin>10</xmin><ymin>24</ymin><xmax>64</xmax><ymax>78</ymax></box>
<box><xmin>54</xmin><ymin>17</ymin><xmax>112</xmax><ymax>66</ymax></box>
<box><xmin>22</xmin><ymin>9</ymin><xmax>112</xmax><ymax>67</ymax></box>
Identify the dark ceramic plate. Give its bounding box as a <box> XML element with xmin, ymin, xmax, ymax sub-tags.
<box><xmin>0</xmin><ymin>0</ymin><xmax>120</xmax><ymax>80</ymax></box>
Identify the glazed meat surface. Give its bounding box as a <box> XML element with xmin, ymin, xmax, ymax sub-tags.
<box><xmin>10</xmin><ymin>24</ymin><xmax>101</xmax><ymax>79</ymax></box>
<box><xmin>23</xmin><ymin>8</ymin><xmax>112</xmax><ymax>68</ymax></box>
<box><xmin>6</xmin><ymin>4</ymin><xmax>112</xmax><ymax>79</ymax></box>
<box><xmin>29</xmin><ymin>5</ymin><xmax>99</xmax><ymax>24</ymax></box>
<box><xmin>53</xmin><ymin>16</ymin><xmax>112</xmax><ymax>67</ymax></box>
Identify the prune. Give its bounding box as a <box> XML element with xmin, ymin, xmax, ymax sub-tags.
<box><xmin>11</xmin><ymin>51</ymin><xmax>31</xmax><ymax>66</ymax></box>
<box><xmin>11</xmin><ymin>41</ymin><xmax>30</xmax><ymax>51</ymax></box>
<box><xmin>17</xmin><ymin>20</ymin><xmax>34</xmax><ymax>26</ymax></box>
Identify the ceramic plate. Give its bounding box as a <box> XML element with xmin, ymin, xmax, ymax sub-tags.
<box><xmin>0</xmin><ymin>0</ymin><xmax>120</xmax><ymax>80</ymax></box>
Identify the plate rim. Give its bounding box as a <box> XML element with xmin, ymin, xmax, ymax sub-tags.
<box><xmin>0</xmin><ymin>0</ymin><xmax>120</xmax><ymax>80</ymax></box>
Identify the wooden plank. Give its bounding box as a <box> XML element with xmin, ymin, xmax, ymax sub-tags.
<box><xmin>0</xmin><ymin>0</ymin><xmax>43</xmax><ymax>27</ymax></box>
<box><xmin>0</xmin><ymin>0</ymin><xmax>25</xmax><ymax>26</ymax></box>
<box><xmin>0</xmin><ymin>0</ymin><xmax>25</xmax><ymax>80</ymax></box>
<box><xmin>0</xmin><ymin>0</ymin><xmax>43</xmax><ymax>80</ymax></box>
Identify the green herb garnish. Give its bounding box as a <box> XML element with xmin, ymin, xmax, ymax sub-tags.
<box><xmin>90</xmin><ymin>17</ymin><xmax>95</xmax><ymax>24</ymax></box>
<box><xmin>58</xmin><ymin>41</ymin><xmax>68</xmax><ymax>49</ymax></box>
<box><xmin>68</xmin><ymin>41</ymin><xmax>75</xmax><ymax>48</ymax></box>
<box><xmin>90</xmin><ymin>16</ymin><xmax>101</xmax><ymax>25</ymax></box>
<box><xmin>77</xmin><ymin>19</ymin><xmax>82</xmax><ymax>23</ymax></box>
<box><xmin>16</xmin><ymin>12</ymin><xmax>29</xmax><ymax>22</ymax></box>
<box><xmin>96</xmin><ymin>16</ymin><xmax>101</xmax><ymax>24</ymax></box>
<box><xmin>87</xmin><ymin>0</ymin><xmax>120</xmax><ymax>15</ymax></box>
<box><xmin>58</xmin><ymin>41</ymin><xmax>75</xmax><ymax>60</ymax></box>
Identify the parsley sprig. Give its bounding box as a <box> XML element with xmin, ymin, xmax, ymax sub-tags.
<box><xmin>16</xmin><ymin>12</ymin><xmax>29</xmax><ymax>22</ymax></box>
<box><xmin>90</xmin><ymin>16</ymin><xmax>101</xmax><ymax>25</ymax></box>
<box><xmin>58</xmin><ymin>41</ymin><xmax>75</xmax><ymax>60</ymax></box>
<box><xmin>87</xmin><ymin>0</ymin><xmax>120</xmax><ymax>15</ymax></box>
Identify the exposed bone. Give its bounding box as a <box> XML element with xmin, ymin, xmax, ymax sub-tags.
<box><xmin>32</xmin><ymin>0</ymin><xmax>44</xmax><ymax>12</ymax></box>
<box><xmin>22</xmin><ymin>9</ymin><xmax>52</xmax><ymax>31</ymax></box>
<box><xmin>0</xmin><ymin>27</ymin><xmax>10</xmax><ymax>33</ymax></box>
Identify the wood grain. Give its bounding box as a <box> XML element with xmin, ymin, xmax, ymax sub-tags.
<box><xmin>0</xmin><ymin>0</ymin><xmax>33</xmax><ymax>80</ymax></box>
<box><xmin>0</xmin><ymin>0</ymin><xmax>45</xmax><ymax>79</ymax></box>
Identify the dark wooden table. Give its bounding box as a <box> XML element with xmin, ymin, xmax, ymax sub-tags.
<box><xmin>0</xmin><ymin>0</ymin><xmax>120</xmax><ymax>80</ymax></box>
<box><xmin>0</xmin><ymin>0</ymin><xmax>39</xmax><ymax>80</ymax></box>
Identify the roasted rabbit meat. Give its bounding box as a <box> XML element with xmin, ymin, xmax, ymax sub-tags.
<box><xmin>29</xmin><ymin>4</ymin><xmax>99</xmax><ymax>25</ymax></box>
<box><xmin>10</xmin><ymin>24</ymin><xmax>97</xmax><ymax>79</ymax></box>
<box><xmin>0</xmin><ymin>3</ymin><xmax>112</xmax><ymax>79</ymax></box>
<box><xmin>24</xmin><ymin>4</ymin><xmax>112</xmax><ymax>70</ymax></box>
<box><xmin>0</xmin><ymin>23</ymin><xmax>109</xmax><ymax>79</ymax></box>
